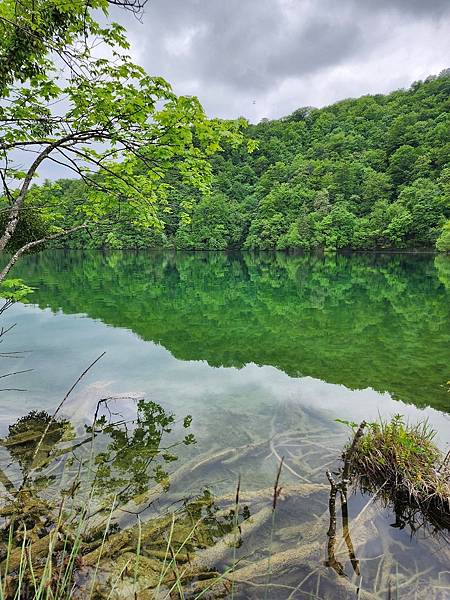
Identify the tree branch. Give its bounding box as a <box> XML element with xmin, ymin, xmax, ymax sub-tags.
<box><xmin>0</xmin><ymin>130</ymin><xmax>100</xmax><ymax>251</ymax></box>
<box><xmin>0</xmin><ymin>223</ymin><xmax>88</xmax><ymax>283</ymax></box>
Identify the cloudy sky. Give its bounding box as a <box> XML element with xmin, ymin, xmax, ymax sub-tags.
<box><xmin>117</xmin><ymin>0</ymin><xmax>450</xmax><ymax>122</ymax></box>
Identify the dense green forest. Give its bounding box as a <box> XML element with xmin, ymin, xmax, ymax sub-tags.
<box><xmin>8</xmin><ymin>71</ymin><xmax>450</xmax><ymax>252</ymax></box>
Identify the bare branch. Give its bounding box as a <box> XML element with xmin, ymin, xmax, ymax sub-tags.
<box><xmin>0</xmin><ymin>223</ymin><xmax>88</xmax><ymax>283</ymax></box>
<box><xmin>0</xmin><ymin>129</ymin><xmax>102</xmax><ymax>251</ymax></box>
<box><xmin>108</xmin><ymin>0</ymin><xmax>149</xmax><ymax>12</ymax></box>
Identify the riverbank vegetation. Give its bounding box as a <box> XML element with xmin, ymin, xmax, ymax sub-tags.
<box><xmin>11</xmin><ymin>70</ymin><xmax>450</xmax><ymax>254</ymax></box>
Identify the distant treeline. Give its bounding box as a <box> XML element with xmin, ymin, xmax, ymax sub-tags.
<box><xmin>7</xmin><ymin>71</ymin><xmax>450</xmax><ymax>251</ymax></box>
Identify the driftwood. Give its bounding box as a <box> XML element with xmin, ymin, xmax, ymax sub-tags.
<box><xmin>96</xmin><ymin>441</ymin><xmax>269</xmax><ymax>529</ymax></box>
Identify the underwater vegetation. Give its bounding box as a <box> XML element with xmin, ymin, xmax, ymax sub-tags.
<box><xmin>0</xmin><ymin>399</ymin><xmax>449</xmax><ymax>599</ymax></box>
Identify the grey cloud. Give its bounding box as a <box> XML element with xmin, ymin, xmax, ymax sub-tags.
<box><xmin>126</xmin><ymin>1</ymin><xmax>367</xmax><ymax>89</ymax></box>
<box><xmin>265</xmin><ymin>17</ymin><xmax>363</xmax><ymax>81</ymax></box>
<box><xmin>34</xmin><ymin>0</ymin><xmax>450</xmax><ymax>181</ymax></box>
<box><xmin>354</xmin><ymin>0</ymin><xmax>450</xmax><ymax>16</ymax></box>
<box><xmin>113</xmin><ymin>0</ymin><xmax>450</xmax><ymax>121</ymax></box>
<box><xmin>191</xmin><ymin>13</ymin><xmax>363</xmax><ymax>91</ymax></box>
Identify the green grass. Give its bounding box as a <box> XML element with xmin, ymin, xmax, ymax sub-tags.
<box><xmin>347</xmin><ymin>415</ymin><xmax>450</xmax><ymax>531</ymax></box>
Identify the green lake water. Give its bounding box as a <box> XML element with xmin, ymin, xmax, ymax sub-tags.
<box><xmin>1</xmin><ymin>249</ymin><xmax>450</xmax><ymax>599</ymax></box>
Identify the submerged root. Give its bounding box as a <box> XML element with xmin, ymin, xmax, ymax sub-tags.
<box><xmin>86</xmin><ymin>482</ymin><xmax>332</xmax><ymax>599</ymax></box>
<box><xmin>194</xmin><ymin>482</ymin><xmax>328</xmax><ymax>505</ymax></box>
<box><xmin>190</xmin><ymin>543</ymin><xmax>380</xmax><ymax>600</ymax></box>
<box><xmin>82</xmin><ymin>513</ymin><xmax>175</xmax><ymax>567</ymax></box>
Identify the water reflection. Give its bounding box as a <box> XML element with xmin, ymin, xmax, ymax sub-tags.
<box><xmin>86</xmin><ymin>397</ymin><xmax>195</xmax><ymax>504</ymax></box>
<box><xmin>10</xmin><ymin>249</ymin><xmax>450</xmax><ymax>412</ymax></box>
<box><xmin>1</xmin><ymin>249</ymin><xmax>450</xmax><ymax>597</ymax></box>
<box><xmin>0</xmin><ymin>398</ymin><xmax>195</xmax><ymax>507</ymax></box>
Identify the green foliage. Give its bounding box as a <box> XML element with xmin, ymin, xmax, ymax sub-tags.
<box><xmin>436</xmin><ymin>221</ymin><xmax>450</xmax><ymax>252</ymax></box>
<box><xmin>0</xmin><ymin>193</ymin><xmax>51</xmax><ymax>251</ymax></box>
<box><xmin>349</xmin><ymin>416</ymin><xmax>448</xmax><ymax>506</ymax></box>
<box><xmin>175</xmin><ymin>193</ymin><xmax>244</xmax><ymax>250</ymax></box>
<box><xmin>334</xmin><ymin>418</ymin><xmax>359</xmax><ymax>431</ymax></box>
<box><xmin>396</xmin><ymin>178</ymin><xmax>444</xmax><ymax>245</ymax></box>
<box><xmin>388</xmin><ymin>145</ymin><xmax>421</xmax><ymax>187</ymax></box>
<box><xmin>0</xmin><ymin>278</ymin><xmax>34</xmax><ymax>302</ymax></box>
<box><xmin>347</xmin><ymin>415</ymin><xmax>449</xmax><ymax>532</ymax></box>
<box><xmin>316</xmin><ymin>203</ymin><xmax>356</xmax><ymax>250</ymax></box>
<box><xmin>358</xmin><ymin>415</ymin><xmax>438</xmax><ymax>468</ymax></box>
<box><xmin>0</xmin><ymin>0</ymin><xmax>247</xmax><ymax>265</ymax></box>
<box><xmin>33</xmin><ymin>71</ymin><xmax>450</xmax><ymax>251</ymax></box>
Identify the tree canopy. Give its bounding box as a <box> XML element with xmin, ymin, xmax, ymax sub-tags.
<box><xmin>24</xmin><ymin>70</ymin><xmax>450</xmax><ymax>253</ymax></box>
<box><xmin>0</xmin><ymin>0</ymin><xmax>247</xmax><ymax>281</ymax></box>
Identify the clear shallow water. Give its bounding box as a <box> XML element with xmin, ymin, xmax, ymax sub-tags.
<box><xmin>1</xmin><ymin>250</ymin><xmax>450</xmax><ymax>598</ymax></box>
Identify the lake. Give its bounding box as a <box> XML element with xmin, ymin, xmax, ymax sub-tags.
<box><xmin>1</xmin><ymin>249</ymin><xmax>450</xmax><ymax>599</ymax></box>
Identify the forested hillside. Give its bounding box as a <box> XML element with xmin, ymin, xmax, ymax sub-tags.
<box><xmin>8</xmin><ymin>71</ymin><xmax>450</xmax><ymax>251</ymax></box>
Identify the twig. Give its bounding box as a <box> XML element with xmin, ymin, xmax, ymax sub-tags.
<box><xmin>22</xmin><ymin>352</ymin><xmax>105</xmax><ymax>487</ymax></box>
<box><xmin>0</xmin><ymin>223</ymin><xmax>88</xmax><ymax>282</ymax></box>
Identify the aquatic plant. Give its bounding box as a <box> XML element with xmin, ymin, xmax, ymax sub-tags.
<box><xmin>338</xmin><ymin>416</ymin><xmax>450</xmax><ymax>533</ymax></box>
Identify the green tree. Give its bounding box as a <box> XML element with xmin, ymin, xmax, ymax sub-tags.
<box><xmin>316</xmin><ymin>203</ymin><xmax>356</xmax><ymax>250</ymax></box>
<box><xmin>397</xmin><ymin>178</ymin><xmax>445</xmax><ymax>245</ymax></box>
<box><xmin>175</xmin><ymin>193</ymin><xmax>244</xmax><ymax>250</ymax></box>
<box><xmin>0</xmin><ymin>0</ymin><xmax>150</xmax><ymax>93</ymax></box>
<box><xmin>0</xmin><ymin>0</ymin><xmax>245</xmax><ymax>281</ymax></box>
<box><xmin>277</xmin><ymin>210</ymin><xmax>315</xmax><ymax>250</ymax></box>
<box><xmin>436</xmin><ymin>221</ymin><xmax>450</xmax><ymax>252</ymax></box>
<box><xmin>360</xmin><ymin>169</ymin><xmax>392</xmax><ymax>213</ymax></box>
<box><xmin>9</xmin><ymin>69</ymin><xmax>450</xmax><ymax>253</ymax></box>
<box><xmin>383</xmin><ymin>203</ymin><xmax>414</xmax><ymax>246</ymax></box>
<box><xmin>388</xmin><ymin>145</ymin><xmax>421</xmax><ymax>187</ymax></box>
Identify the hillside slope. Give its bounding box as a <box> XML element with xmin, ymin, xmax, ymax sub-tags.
<box><xmin>8</xmin><ymin>71</ymin><xmax>450</xmax><ymax>251</ymax></box>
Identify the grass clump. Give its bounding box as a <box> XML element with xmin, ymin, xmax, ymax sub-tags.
<box><xmin>346</xmin><ymin>415</ymin><xmax>450</xmax><ymax>532</ymax></box>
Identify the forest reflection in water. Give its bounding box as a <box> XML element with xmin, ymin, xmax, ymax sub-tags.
<box><xmin>10</xmin><ymin>249</ymin><xmax>450</xmax><ymax>412</ymax></box>
<box><xmin>0</xmin><ymin>249</ymin><xmax>449</xmax><ymax>597</ymax></box>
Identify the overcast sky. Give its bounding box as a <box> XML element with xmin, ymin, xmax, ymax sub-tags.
<box><xmin>117</xmin><ymin>0</ymin><xmax>450</xmax><ymax>122</ymax></box>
